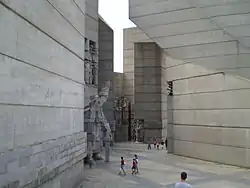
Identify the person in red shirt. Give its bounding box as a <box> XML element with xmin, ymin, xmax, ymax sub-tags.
<box><xmin>132</xmin><ymin>159</ymin><xmax>137</xmax><ymax>175</ymax></box>
<box><xmin>118</xmin><ymin>157</ymin><xmax>126</xmax><ymax>175</ymax></box>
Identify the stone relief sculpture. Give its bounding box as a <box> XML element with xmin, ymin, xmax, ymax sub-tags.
<box><xmin>84</xmin><ymin>81</ymin><xmax>112</xmax><ymax>161</ymax></box>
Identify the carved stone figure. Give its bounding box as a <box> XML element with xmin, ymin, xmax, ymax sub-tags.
<box><xmin>84</xmin><ymin>81</ymin><xmax>112</xmax><ymax>160</ymax></box>
<box><xmin>132</xmin><ymin>119</ymin><xmax>144</xmax><ymax>142</ymax></box>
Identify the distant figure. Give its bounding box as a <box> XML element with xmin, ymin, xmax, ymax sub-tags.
<box><xmin>132</xmin><ymin>159</ymin><xmax>137</xmax><ymax>175</ymax></box>
<box><xmin>134</xmin><ymin>154</ymin><xmax>139</xmax><ymax>174</ymax></box>
<box><xmin>165</xmin><ymin>138</ymin><xmax>168</xmax><ymax>150</ymax></box>
<box><xmin>161</xmin><ymin>140</ymin><xmax>164</xmax><ymax>150</ymax></box>
<box><xmin>156</xmin><ymin>142</ymin><xmax>159</xmax><ymax>150</ymax></box>
<box><xmin>119</xmin><ymin>157</ymin><xmax>126</xmax><ymax>176</ymax></box>
<box><xmin>147</xmin><ymin>141</ymin><xmax>151</xmax><ymax>150</ymax></box>
<box><xmin>153</xmin><ymin>139</ymin><xmax>156</xmax><ymax>148</ymax></box>
<box><xmin>174</xmin><ymin>172</ymin><xmax>192</xmax><ymax>188</ymax></box>
<box><xmin>88</xmin><ymin>158</ymin><xmax>93</xmax><ymax>168</ymax></box>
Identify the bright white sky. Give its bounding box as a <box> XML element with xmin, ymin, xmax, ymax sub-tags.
<box><xmin>98</xmin><ymin>0</ymin><xmax>135</xmax><ymax>72</ymax></box>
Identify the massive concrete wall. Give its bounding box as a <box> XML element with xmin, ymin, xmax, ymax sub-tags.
<box><xmin>123</xmin><ymin>28</ymin><xmax>152</xmax><ymax>104</ymax></box>
<box><xmin>165</xmin><ymin>55</ymin><xmax>250</xmax><ymax>168</ymax></box>
<box><xmin>134</xmin><ymin>43</ymin><xmax>167</xmax><ymax>141</ymax></box>
<box><xmin>129</xmin><ymin>0</ymin><xmax>250</xmax><ymax>167</ymax></box>
<box><xmin>98</xmin><ymin>16</ymin><xmax>115</xmax><ymax>133</ymax></box>
<box><xmin>0</xmin><ymin>0</ymin><xmax>86</xmax><ymax>187</ymax></box>
<box><xmin>122</xmin><ymin>28</ymin><xmax>168</xmax><ymax>142</ymax></box>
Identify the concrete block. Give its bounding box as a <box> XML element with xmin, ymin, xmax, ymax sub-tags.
<box><xmin>166</xmin><ymin>62</ymin><xmax>217</xmax><ymax>81</ymax></box>
<box><xmin>174</xmin><ymin>140</ymin><xmax>250</xmax><ymax>168</ymax></box>
<box><xmin>0</xmin><ymin>55</ymin><xmax>84</xmax><ymax>108</ymax></box>
<box><xmin>173</xmin><ymin>109</ymin><xmax>250</xmax><ymax>128</ymax></box>
<box><xmin>166</xmin><ymin>41</ymin><xmax>238</xmax><ymax>60</ymax></box>
<box><xmin>0</xmin><ymin>105</ymin><xmax>84</xmax><ymax>150</ymax></box>
<box><xmin>0</xmin><ymin>6</ymin><xmax>85</xmax><ymax>84</ymax></box>
<box><xmin>173</xmin><ymin>89</ymin><xmax>250</xmax><ymax>109</ymax></box>
<box><xmin>159</xmin><ymin>30</ymin><xmax>232</xmax><ymax>49</ymax></box>
<box><xmin>47</xmin><ymin>0</ymin><xmax>86</xmax><ymax>36</ymax></box>
<box><xmin>86</xmin><ymin>0</ymin><xmax>98</xmax><ymax>10</ymax></box>
<box><xmin>213</xmin><ymin>13</ymin><xmax>250</xmax><ymax>28</ymax></box>
<box><xmin>124</xmin><ymin>49</ymin><xmax>134</xmax><ymax>58</ymax></box>
<box><xmin>131</xmin><ymin>8</ymin><xmax>200</xmax><ymax>28</ymax></box>
<box><xmin>2</xmin><ymin>0</ymin><xmax>85</xmax><ymax>59</ymax></box>
<box><xmin>130</xmin><ymin>0</ymin><xmax>192</xmax><ymax>18</ymax></box>
<box><xmin>144</xmin><ymin>19</ymin><xmax>217</xmax><ymax>38</ymax></box>
<box><xmin>135</xmin><ymin>76</ymin><xmax>161</xmax><ymax>85</ymax></box>
<box><xmin>173</xmin><ymin>125</ymin><xmax>250</xmax><ymax>148</ymax></box>
<box><xmin>135</xmin><ymin>102</ymin><xmax>162</xmax><ymax>111</ymax></box>
<box><xmin>135</xmin><ymin>110</ymin><xmax>162</xmax><ymax>120</ymax></box>
<box><xmin>135</xmin><ymin>93</ymin><xmax>161</xmax><ymax>102</ymax></box>
<box><xmin>74</xmin><ymin>0</ymin><xmax>86</xmax><ymax>14</ymax></box>
<box><xmin>135</xmin><ymin>85</ymin><xmax>162</xmax><ymax>93</ymax></box>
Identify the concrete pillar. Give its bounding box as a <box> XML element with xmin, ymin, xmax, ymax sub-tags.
<box><xmin>134</xmin><ymin>42</ymin><xmax>165</xmax><ymax>142</ymax></box>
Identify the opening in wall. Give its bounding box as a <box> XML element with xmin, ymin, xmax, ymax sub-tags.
<box><xmin>167</xmin><ymin>81</ymin><xmax>173</xmax><ymax>96</ymax></box>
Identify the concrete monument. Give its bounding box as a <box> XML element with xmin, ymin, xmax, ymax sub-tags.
<box><xmin>84</xmin><ymin>81</ymin><xmax>112</xmax><ymax>162</ymax></box>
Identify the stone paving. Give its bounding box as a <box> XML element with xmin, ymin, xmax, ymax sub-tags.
<box><xmin>77</xmin><ymin>144</ymin><xmax>250</xmax><ymax>188</ymax></box>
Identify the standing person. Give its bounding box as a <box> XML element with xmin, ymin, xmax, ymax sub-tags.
<box><xmin>153</xmin><ymin>139</ymin><xmax>156</xmax><ymax>148</ymax></box>
<box><xmin>147</xmin><ymin>140</ymin><xmax>151</xmax><ymax>150</ymax></box>
<box><xmin>131</xmin><ymin>159</ymin><xmax>137</xmax><ymax>175</ymax></box>
<box><xmin>174</xmin><ymin>172</ymin><xmax>192</xmax><ymax>188</ymax></box>
<box><xmin>165</xmin><ymin>138</ymin><xmax>168</xmax><ymax>150</ymax></box>
<box><xmin>134</xmin><ymin>154</ymin><xmax>139</xmax><ymax>174</ymax></box>
<box><xmin>161</xmin><ymin>139</ymin><xmax>164</xmax><ymax>150</ymax></box>
<box><xmin>118</xmin><ymin>157</ymin><xmax>126</xmax><ymax>176</ymax></box>
<box><xmin>156</xmin><ymin>141</ymin><xmax>160</xmax><ymax>151</ymax></box>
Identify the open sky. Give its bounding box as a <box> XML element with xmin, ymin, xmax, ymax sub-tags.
<box><xmin>99</xmin><ymin>0</ymin><xmax>135</xmax><ymax>72</ymax></box>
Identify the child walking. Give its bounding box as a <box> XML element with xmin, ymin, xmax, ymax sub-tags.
<box><xmin>132</xmin><ymin>159</ymin><xmax>137</xmax><ymax>175</ymax></box>
<box><xmin>119</xmin><ymin>157</ymin><xmax>126</xmax><ymax>176</ymax></box>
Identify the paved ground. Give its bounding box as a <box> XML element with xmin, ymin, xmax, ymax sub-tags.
<box><xmin>78</xmin><ymin>144</ymin><xmax>250</xmax><ymax>188</ymax></box>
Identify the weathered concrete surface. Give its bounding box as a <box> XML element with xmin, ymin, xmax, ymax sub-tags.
<box><xmin>123</xmin><ymin>27</ymin><xmax>153</xmax><ymax>104</ymax></box>
<box><xmin>0</xmin><ymin>0</ymin><xmax>87</xmax><ymax>187</ymax></box>
<box><xmin>129</xmin><ymin>0</ymin><xmax>250</xmax><ymax>168</ymax></box>
<box><xmin>77</xmin><ymin>143</ymin><xmax>250</xmax><ymax>188</ymax></box>
<box><xmin>98</xmin><ymin>16</ymin><xmax>115</xmax><ymax>133</ymax></box>
<box><xmin>134</xmin><ymin>42</ymin><xmax>167</xmax><ymax>141</ymax></box>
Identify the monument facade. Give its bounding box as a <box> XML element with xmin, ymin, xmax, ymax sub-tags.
<box><xmin>84</xmin><ymin>7</ymin><xmax>115</xmax><ymax>159</ymax></box>
<box><xmin>0</xmin><ymin>0</ymin><xmax>87</xmax><ymax>187</ymax></box>
<box><xmin>127</xmin><ymin>0</ymin><xmax>250</xmax><ymax>168</ymax></box>
<box><xmin>0</xmin><ymin>0</ymin><xmax>114</xmax><ymax>187</ymax></box>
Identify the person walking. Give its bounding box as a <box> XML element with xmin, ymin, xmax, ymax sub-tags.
<box><xmin>131</xmin><ymin>158</ymin><xmax>137</xmax><ymax>175</ymax></box>
<box><xmin>165</xmin><ymin>138</ymin><xmax>168</xmax><ymax>151</ymax></box>
<box><xmin>134</xmin><ymin>154</ymin><xmax>139</xmax><ymax>174</ymax></box>
<box><xmin>174</xmin><ymin>172</ymin><xmax>192</xmax><ymax>188</ymax></box>
<box><xmin>118</xmin><ymin>157</ymin><xmax>126</xmax><ymax>176</ymax></box>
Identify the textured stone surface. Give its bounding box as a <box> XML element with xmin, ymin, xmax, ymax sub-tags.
<box><xmin>134</xmin><ymin>42</ymin><xmax>167</xmax><ymax>141</ymax></box>
<box><xmin>0</xmin><ymin>0</ymin><xmax>87</xmax><ymax>187</ymax></box>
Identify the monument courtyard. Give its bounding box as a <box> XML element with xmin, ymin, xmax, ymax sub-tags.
<box><xmin>78</xmin><ymin>143</ymin><xmax>250</xmax><ymax>188</ymax></box>
<box><xmin>1</xmin><ymin>0</ymin><xmax>250</xmax><ymax>187</ymax></box>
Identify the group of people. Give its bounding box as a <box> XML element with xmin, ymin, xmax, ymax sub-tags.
<box><xmin>147</xmin><ymin>138</ymin><xmax>167</xmax><ymax>150</ymax></box>
<box><xmin>119</xmin><ymin>157</ymin><xmax>192</xmax><ymax>188</ymax></box>
<box><xmin>119</xmin><ymin>154</ymin><xmax>139</xmax><ymax>176</ymax></box>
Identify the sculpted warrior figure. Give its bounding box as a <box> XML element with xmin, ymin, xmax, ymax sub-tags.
<box><xmin>84</xmin><ymin>81</ymin><xmax>112</xmax><ymax>145</ymax></box>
